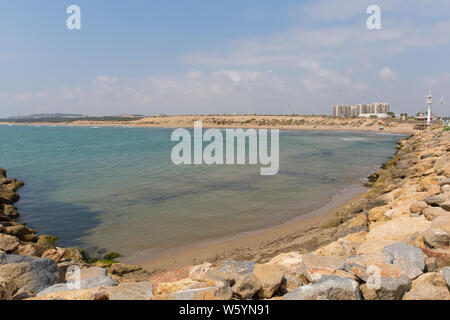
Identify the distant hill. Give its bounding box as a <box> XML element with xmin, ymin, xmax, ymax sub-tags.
<box><xmin>8</xmin><ymin>113</ymin><xmax>87</xmax><ymax>119</ymax></box>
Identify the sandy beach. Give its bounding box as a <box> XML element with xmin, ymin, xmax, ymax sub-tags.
<box><xmin>0</xmin><ymin>115</ymin><xmax>418</xmax><ymax>135</ymax></box>
<box><xmin>132</xmin><ymin>184</ymin><xmax>367</xmax><ymax>274</ymax></box>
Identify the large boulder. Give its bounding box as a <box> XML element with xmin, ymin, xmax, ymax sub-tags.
<box><xmin>382</xmin><ymin>243</ymin><xmax>425</xmax><ymax>271</ymax></box>
<box><xmin>109</xmin><ymin>263</ymin><xmax>141</xmax><ymax>276</ymax></box>
<box><xmin>37</xmin><ymin>266</ymin><xmax>118</xmax><ymax>296</ymax></box>
<box><xmin>231</xmin><ymin>273</ymin><xmax>261</xmax><ymax>299</ymax></box>
<box><xmin>344</xmin><ymin>254</ymin><xmax>411</xmax><ymax>300</ymax></box>
<box><xmin>216</xmin><ymin>259</ymin><xmax>255</xmax><ymax>282</ymax></box>
<box><xmin>0</xmin><ymin>276</ymin><xmax>15</xmax><ymax>300</ymax></box>
<box><xmin>0</xmin><ymin>254</ymin><xmax>59</xmax><ymax>299</ymax></box>
<box><xmin>106</xmin><ymin>282</ymin><xmax>154</xmax><ymax>300</ymax></box>
<box><xmin>151</xmin><ymin>279</ymin><xmax>233</xmax><ymax>300</ymax></box>
<box><xmin>441</xmin><ymin>267</ymin><xmax>450</xmax><ymax>288</ymax></box>
<box><xmin>403</xmin><ymin>272</ymin><xmax>450</xmax><ymax>300</ymax></box>
<box><xmin>282</xmin><ymin>276</ymin><xmax>361</xmax><ymax>300</ymax></box>
<box><xmin>300</xmin><ymin>254</ymin><xmax>345</xmax><ymax>282</ymax></box>
<box><xmin>253</xmin><ymin>264</ymin><xmax>284</xmax><ymax>299</ymax></box>
<box><xmin>28</xmin><ymin>287</ymin><xmax>109</xmax><ymax>300</ymax></box>
<box><xmin>0</xmin><ymin>234</ymin><xmax>20</xmax><ymax>253</ymax></box>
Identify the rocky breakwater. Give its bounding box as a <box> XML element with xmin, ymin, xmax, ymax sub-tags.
<box><xmin>4</xmin><ymin>127</ymin><xmax>450</xmax><ymax>300</ymax></box>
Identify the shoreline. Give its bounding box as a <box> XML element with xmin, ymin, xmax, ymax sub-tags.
<box><xmin>0</xmin><ymin>115</ymin><xmax>417</xmax><ymax>135</ymax></box>
<box><xmin>131</xmin><ymin>183</ymin><xmax>367</xmax><ymax>273</ymax></box>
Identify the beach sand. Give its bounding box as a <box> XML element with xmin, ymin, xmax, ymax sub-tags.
<box><xmin>125</xmin><ymin>184</ymin><xmax>368</xmax><ymax>274</ymax></box>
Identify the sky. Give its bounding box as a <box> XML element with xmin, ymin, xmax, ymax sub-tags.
<box><xmin>1</xmin><ymin>0</ymin><xmax>450</xmax><ymax>117</ymax></box>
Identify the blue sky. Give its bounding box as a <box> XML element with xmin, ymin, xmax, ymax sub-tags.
<box><xmin>1</xmin><ymin>0</ymin><xmax>450</xmax><ymax>117</ymax></box>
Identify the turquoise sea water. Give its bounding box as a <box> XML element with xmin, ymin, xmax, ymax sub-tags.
<box><xmin>0</xmin><ymin>125</ymin><xmax>403</xmax><ymax>260</ymax></box>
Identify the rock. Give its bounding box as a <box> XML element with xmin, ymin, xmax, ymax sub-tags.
<box><xmin>154</xmin><ymin>278</ymin><xmax>216</xmax><ymax>296</ymax></box>
<box><xmin>300</xmin><ymin>254</ymin><xmax>345</xmax><ymax>282</ymax></box>
<box><xmin>253</xmin><ymin>264</ymin><xmax>284</xmax><ymax>299</ymax></box>
<box><xmin>440</xmin><ymin>201</ymin><xmax>450</xmax><ymax>211</ymax></box>
<box><xmin>217</xmin><ymin>259</ymin><xmax>255</xmax><ymax>281</ymax></box>
<box><xmin>189</xmin><ymin>262</ymin><xmax>212</xmax><ymax>281</ymax></box>
<box><xmin>314</xmin><ymin>238</ymin><xmax>359</xmax><ymax>259</ymax></box>
<box><xmin>266</xmin><ymin>252</ymin><xmax>303</xmax><ymax>274</ymax></box>
<box><xmin>409</xmin><ymin>201</ymin><xmax>427</xmax><ymax>215</ymax></box>
<box><xmin>282</xmin><ymin>276</ymin><xmax>361</xmax><ymax>300</ymax></box>
<box><xmin>0</xmin><ymin>276</ymin><xmax>15</xmax><ymax>300</ymax></box>
<box><xmin>62</xmin><ymin>248</ymin><xmax>83</xmax><ymax>262</ymax></box>
<box><xmin>2</xmin><ymin>205</ymin><xmax>19</xmax><ymax>219</ymax></box>
<box><xmin>0</xmin><ymin>234</ymin><xmax>20</xmax><ymax>253</ymax></box>
<box><xmin>37</xmin><ymin>266</ymin><xmax>118</xmax><ymax>296</ymax></box>
<box><xmin>425</xmin><ymin>193</ymin><xmax>450</xmax><ymax>206</ymax></box>
<box><xmin>201</xmin><ymin>268</ymin><xmax>235</xmax><ymax>286</ymax></box>
<box><xmin>441</xmin><ymin>267</ymin><xmax>450</xmax><ymax>288</ymax></box>
<box><xmin>382</xmin><ymin>243</ymin><xmax>426</xmax><ymax>271</ymax></box>
<box><xmin>36</xmin><ymin>235</ymin><xmax>57</xmax><ymax>252</ymax></box>
<box><xmin>368</xmin><ymin>206</ymin><xmax>389</xmax><ymax>223</ymax></box>
<box><xmin>423</xmin><ymin>207</ymin><xmax>448</xmax><ymax>221</ymax></box>
<box><xmin>423</xmin><ymin>228</ymin><xmax>450</xmax><ymax>248</ymax></box>
<box><xmin>280</xmin><ymin>273</ymin><xmax>308</xmax><ymax>294</ymax></box>
<box><xmin>403</xmin><ymin>273</ymin><xmax>450</xmax><ymax>300</ymax></box>
<box><xmin>152</xmin><ymin>284</ymin><xmax>233</xmax><ymax>300</ymax></box>
<box><xmin>28</xmin><ymin>287</ymin><xmax>109</xmax><ymax>300</ymax></box>
<box><xmin>357</xmin><ymin>217</ymin><xmax>431</xmax><ymax>256</ymax></box>
<box><xmin>109</xmin><ymin>263</ymin><xmax>141</xmax><ymax>276</ymax></box>
<box><xmin>425</xmin><ymin>257</ymin><xmax>438</xmax><ymax>272</ymax></box>
<box><xmin>106</xmin><ymin>282</ymin><xmax>154</xmax><ymax>300</ymax></box>
<box><xmin>359</xmin><ymin>283</ymin><xmax>378</xmax><ymax>300</ymax></box>
<box><xmin>0</xmin><ymin>254</ymin><xmax>59</xmax><ymax>299</ymax></box>
<box><xmin>15</xmin><ymin>244</ymin><xmax>41</xmax><ymax>257</ymax></box>
<box><xmin>344</xmin><ymin>254</ymin><xmax>411</xmax><ymax>299</ymax></box>
<box><xmin>393</xmin><ymin>256</ymin><xmax>423</xmax><ymax>280</ymax></box>
<box><xmin>3</xmin><ymin>224</ymin><xmax>36</xmax><ymax>242</ymax></box>
<box><xmin>231</xmin><ymin>273</ymin><xmax>261</xmax><ymax>299</ymax></box>
<box><xmin>149</xmin><ymin>266</ymin><xmax>191</xmax><ymax>286</ymax></box>
<box><xmin>42</xmin><ymin>248</ymin><xmax>66</xmax><ymax>262</ymax></box>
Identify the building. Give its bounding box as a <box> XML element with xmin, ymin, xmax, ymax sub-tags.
<box><xmin>333</xmin><ymin>102</ymin><xmax>389</xmax><ymax>118</ymax></box>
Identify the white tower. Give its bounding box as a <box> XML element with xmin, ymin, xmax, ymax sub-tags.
<box><xmin>426</xmin><ymin>85</ymin><xmax>433</xmax><ymax>126</ymax></box>
<box><xmin>439</xmin><ymin>97</ymin><xmax>447</xmax><ymax>121</ymax></box>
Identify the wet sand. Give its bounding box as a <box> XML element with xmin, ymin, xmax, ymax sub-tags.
<box><xmin>129</xmin><ymin>184</ymin><xmax>367</xmax><ymax>274</ymax></box>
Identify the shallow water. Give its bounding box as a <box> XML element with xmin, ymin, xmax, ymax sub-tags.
<box><xmin>0</xmin><ymin>125</ymin><xmax>403</xmax><ymax>259</ymax></box>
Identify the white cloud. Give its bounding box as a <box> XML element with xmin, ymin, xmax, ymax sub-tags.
<box><xmin>379</xmin><ymin>67</ymin><xmax>398</xmax><ymax>81</ymax></box>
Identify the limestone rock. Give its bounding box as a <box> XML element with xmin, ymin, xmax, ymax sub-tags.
<box><xmin>42</xmin><ymin>248</ymin><xmax>66</xmax><ymax>262</ymax></box>
<box><xmin>109</xmin><ymin>263</ymin><xmax>141</xmax><ymax>276</ymax></box>
<box><xmin>189</xmin><ymin>262</ymin><xmax>212</xmax><ymax>281</ymax></box>
<box><xmin>266</xmin><ymin>252</ymin><xmax>303</xmax><ymax>274</ymax></box>
<box><xmin>423</xmin><ymin>228</ymin><xmax>450</xmax><ymax>248</ymax></box>
<box><xmin>301</xmin><ymin>254</ymin><xmax>345</xmax><ymax>282</ymax></box>
<box><xmin>253</xmin><ymin>264</ymin><xmax>284</xmax><ymax>299</ymax></box>
<box><xmin>382</xmin><ymin>243</ymin><xmax>425</xmax><ymax>271</ymax></box>
<box><xmin>314</xmin><ymin>238</ymin><xmax>359</xmax><ymax>259</ymax></box>
<box><xmin>0</xmin><ymin>276</ymin><xmax>15</xmax><ymax>300</ymax></box>
<box><xmin>106</xmin><ymin>282</ymin><xmax>154</xmax><ymax>300</ymax></box>
<box><xmin>441</xmin><ymin>267</ymin><xmax>450</xmax><ymax>288</ymax></box>
<box><xmin>393</xmin><ymin>256</ymin><xmax>423</xmax><ymax>280</ymax></box>
<box><xmin>217</xmin><ymin>258</ymin><xmax>255</xmax><ymax>281</ymax></box>
<box><xmin>231</xmin><ymin>273</ymin><xmax>261</xmax><ymax>299</ymax></box>
<box><xmin>28</xmin><ymin>287</ymin><xmax>109</xmax><ymax>300</ymax></box>
<box><xmin>37</xmin><ymin>266</ymin><xmax>118</xmax><ymax>296</ymax></box>
<box><xmin>0</xmin><ymin>254</ymin><xmax>58</xmax><ymax>299</ymax></box>
<box><xmin>403</xmin><ymin>272</ymin><xmax>450</xmax><ymax>300</ymax></box>
<box><xmin>0</xmin><ymin>234</ymin><xmax>20</xmax><ymax>253</ymax></box>
<box><xmin>357</xmin><ymin>217</ymin><xmax>430</xmax><ymax>256</ymax></box>
<box><xmin>282</xmin><ymin>276</ymin><xmax>361</xmax><ymax>300</ymax></box>
<box><xmin>423</xmin><ymin>207</ymin><xmax>448</xmax><ymax>221</ymax></box>
<box><xmin>152</xmin><ymin>281</ymin><xmax>233</xmax><ymax>300</ymax></box>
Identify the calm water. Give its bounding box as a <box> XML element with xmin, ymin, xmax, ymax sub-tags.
<box><xmin>0</xmin><ymin>125</ymin><xmax>403</xmax><ymax>260</ymax></box>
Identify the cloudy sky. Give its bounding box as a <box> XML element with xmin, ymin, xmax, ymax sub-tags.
<box><xmin>1</xmin><ymin>0</ymin><xmax>449</xmax><ymax>117</ymax></box>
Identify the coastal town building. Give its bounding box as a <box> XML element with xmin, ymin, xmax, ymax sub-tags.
<box><xmin>333</xmin><ymin>103</ymin><xmax>390</xmax><ymax>118</ymax></box>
